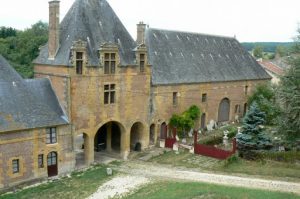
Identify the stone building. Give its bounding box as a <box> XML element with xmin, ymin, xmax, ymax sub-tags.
<box><xmin>0</xmin><ymin>0</ymin><xmax>270</xmax><ymax>188</ymax></box>
<box><xmin>0</xmin><ymin>55</ymin><xmax>74</xmax><ymax>189</ymax></box>
<box><xmin>33</xmin><ymin>0</ymin><xmax>270</xmax><ymax>165</ymax></box>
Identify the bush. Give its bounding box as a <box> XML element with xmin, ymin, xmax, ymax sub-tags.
<box><xmin>260</xmin><ymin>151</ymin><xmax>300</xmax><ymax>163</ymax></box>
<box><xmin>200</xmin><ymin>133</ymin><xmax>223</xmax><ymax>145</ymax></box>
<box><xmin>224</xmin><ymin>154</ymin><xmax>239</xmax><ymax>167</ymax></box>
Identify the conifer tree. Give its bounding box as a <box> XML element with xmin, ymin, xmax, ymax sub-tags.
<box><xmin>237</xmin><ymin>102</ymin><xmax>272</xmax><ymax>151</ymax></box>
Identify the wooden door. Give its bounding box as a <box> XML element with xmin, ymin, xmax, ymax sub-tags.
<box><xmin>47</xmin><ymin>152</ymin><xmax>58</xmax><ymax>177</ymax></box>
<box><xmin>218</xmin><ymin>98</ymin><xmax>230</xmax><ymax>122</ymax></box>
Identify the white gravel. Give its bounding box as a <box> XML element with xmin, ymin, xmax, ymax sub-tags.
<box><xmin>119</xmin><ymin>161</ymin><xmax>300</xmax><ymax>195</ymax></box>
<box><xmin>87</xmin><ymin>175</ymin><xmax>150</xmax><ymax>199</ymax></box>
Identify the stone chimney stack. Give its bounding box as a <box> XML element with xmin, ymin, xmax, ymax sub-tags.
<box><xmin>136</xmin><ymin>22</ymin><xmax>146</xmax><ymax>45</ymax></box>
<box><xmin>48</xmin><ymin>0</ymin><xmax>60</xmax><ymax>59</ymax></box>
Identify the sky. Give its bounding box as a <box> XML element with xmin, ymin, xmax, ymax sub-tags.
<box><xmin>0</xmin><ymin>0</ymin><xmax>299</xmax><ymax>42</ymax></box>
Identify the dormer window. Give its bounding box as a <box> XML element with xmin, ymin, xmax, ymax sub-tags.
<box><xmin>140</xmin><ymin>54</ymin><xmax>145</xmax><ymax>72</ymax></box>
<box><xmin>104</xmin><ymin>53</ymin><xmax>116</xmax><ymax>74</ymax></box>
<box><xmin>76</xmin><ymin>52</ymin><xmax>83</xmax><ymax>74</ymax></box>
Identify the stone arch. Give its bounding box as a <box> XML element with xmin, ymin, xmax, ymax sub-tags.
<box><xmin>94</xmin><ymin>121</ymin><xmax>124</xmax><ymax>154</ymax></box>
<box><xmin>243</xmin><ymin>103</ymin><xmax>248</xmax><ymax>116</ymax></box>
<box><xmin>160</xmin><ymin>122</ymin><xmax>167</xmax><ymax>139</ymax></box>
<box><xmin>130</xmin><ymin>122</ymin><xmax>145</xmax><ymax>151</ymax></box>
<box><xmin>149</xmin><ymin>123</ymin><xmax>155</xmax><ymax>145</ymax></box>
<box><xmin>218</xmin><ymin>98</ymin><xmax>230</xmax><ymax>122</ymax></box>
<box><xmin>47</xmin><ymin>151</ymin><xmax>58</xmax><ymax>177</ymax></box>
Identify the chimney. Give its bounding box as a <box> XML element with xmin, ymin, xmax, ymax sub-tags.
<box><xmin>136</xmin><ymin>22</ymin><xmax>146</xmax><ymax>45</ymax></box>
<box><xmin>48</xmin><ymin>0</ymin><xmax>60</xmax><ymax>59</ymax></box>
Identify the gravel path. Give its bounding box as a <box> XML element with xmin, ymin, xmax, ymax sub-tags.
<box><xmin>118</xmin><ymin>161</ymin><xmax>300</xmax><ymax>195</ymax></box>
<box><xmin>87</xmin><ymin>175</ymin><xmax>150</xmax><ymax>199</ymax></box>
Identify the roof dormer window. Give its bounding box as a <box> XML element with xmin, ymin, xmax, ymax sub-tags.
<box><xmin>104</xmin><ymin>53</ymin><xmax>116</xmax><ymax>74</ymax></box>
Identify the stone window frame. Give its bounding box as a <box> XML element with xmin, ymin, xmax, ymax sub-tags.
<box><xmin>172</xmin><ymin>92</ymin><xmax>178</xmax><ymax>106</ymax></box>
<box><xmin>202</xmin><ymin>93</ymin><xmax>207</xmax><ymax>103</ymax></box>
<box><xmin>245</xmin><ymin>85</ymin><xmax>249</xmax><ymax>95</ymax></box>
<box><xmin>104</xmin><ymin>84</ymin><xmax>116</xmax><ymax>104</ymax></box>
<box><xmin>12</xmin><ymin>159</ymin><xmax>19</xmax><ymax>174</ymax></box>
<box><xmin>104</xmin><ymin>53</ymin><xmax>116</xmax><ymax>74</ymax></box>
<box><xmin>8</xmin><ymin>157</ymin><xmax>24</xmax><ymax>178</ymax></box>
<box><xmin>46</xmin><ymin>127</ymin><xmax>57</xmax><ymax>144</ymax></box>
<box><xmin>38</xmin><ymin>154</ymin><xmax>44</xmax><ymax>168</ymax></box>
<box><xmin>75</xmin><ymin>51</ymin><xmax>83</xmax><ymax>75</ymax></box>
<box><xmin>139</xmin><ymin>53</ymin><xmax>145</xmax><ymax>72</ymax></box>
<box><xmin>235</xmin><ymin>104</ymin><xmax>241</xmax><ymax>113</ymax></box>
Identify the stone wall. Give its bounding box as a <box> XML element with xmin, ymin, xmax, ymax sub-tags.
<box><xmin>151</xmin><ymin>79</ymin><xmax>269</xmax><ymax>139</ymax></box>
<box><xmin>0</xmin><ymin>125</ymin><xmax>74</xmax><ymax>189</ymax></box>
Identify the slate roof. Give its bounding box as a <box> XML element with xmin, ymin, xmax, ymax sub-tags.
<box><xmin>0</xmin><ymin>55</ymin><xmax>68</xmax><ymax>132</ymax></box>
<box><xmin>34</xmin><ymin>0</ymin><xmax>136</xmax><ymax>67</ymax></box>
<box><xmin>145</xmin><ymin>28</ymin><xmax>271</xmax><ymax>85</ymax></box>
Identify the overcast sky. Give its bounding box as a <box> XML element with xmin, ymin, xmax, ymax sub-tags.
<box><xmin>0</xmin><ymin>0</ymin><xmax>299</xmax><ymax>42</ymax></box>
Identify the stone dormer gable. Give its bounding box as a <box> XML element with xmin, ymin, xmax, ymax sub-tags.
<box><xmin>34</xmin><ymin>0</ymin><xmax>136</xmax><ymax>67</ymax></box>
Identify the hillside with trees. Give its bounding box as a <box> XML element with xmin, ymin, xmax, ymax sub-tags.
<box><xmin>0</xmin><ymin>21</ymin><xmax>48</xmax><ymax>78</ymax></box>
<box><xmin>241</xmin><ymin>42</ymin><xmax>293</xmax><ymax>53</ymax></box>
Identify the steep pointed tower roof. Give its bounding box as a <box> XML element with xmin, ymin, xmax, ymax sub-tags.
<box><xmin>35</xmin><ymin>0</ymin><xmax>136</xmax><ymax>66</ymax></box>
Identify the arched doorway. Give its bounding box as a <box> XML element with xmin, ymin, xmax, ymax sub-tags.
<box><xmin>243</xmin><ymin>103</ymin><xmax>248</xmax><ymax>116</ymax></box>
<box><xmin>94</xmin><ymin>122</ymin><xmax>122</xmax><ymax>155</ymax></box>
<box><xmin>130</xmin><ymin>122</ymin><xmax>144</xmax><ymax>151</ymax></box>
<box><xmin>47</xmin><ymin>151</ymin><xmax>58</xmax><ymax>177</ymax></box>
<box><xmin>160</xmin><ymin>122</ymin><xmax>167</xmax><ymax>139</ymax></box>
<box><xmin>201</xmin><ymin>113</ymin><xmax>206</xmax><ymax>129</ymax></box>
<box><xmin>218</xmin><ymin>98</ymin><xmax>230</xmax><ymax>122</ymax></box>
<box><xmin>149</xmin><ymin>124</ymin><xmax>155</xmax><ymax>145</ymax></box>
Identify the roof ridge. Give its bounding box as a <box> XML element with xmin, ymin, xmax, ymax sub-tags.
<box><xmin>147</xmin><ymin>27</ymin><xmax>236</xmax><ymax>40</ymax></box>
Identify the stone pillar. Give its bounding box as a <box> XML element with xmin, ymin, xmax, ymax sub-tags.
<box><xmin>84</xmin><ymin>134</ymin><xmax>94</xmax><ymax>165</ymax></box>
<box><xmin>136</xmin><ymin>22</ymin><xmax>146</xmax><ymax>45</ymax></box>
<box><xmin>106</xmin><ymin>123</ymin><xmax>112</xmax><ymax>152</ymax></box>
<box><xmin>121</xmin><ymin>131</ymin><xmax>130</xmax><ymax>160</ymax></box>
<box><xmin>48</xmin><ymin>0</ymin><xmax>60</xmax><ymax>59</ymax></box>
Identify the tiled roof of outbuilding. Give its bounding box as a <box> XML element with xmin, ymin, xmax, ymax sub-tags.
<box><xmin>0</xmin><ymin>55</ymin><xmax>68</xmax><ymax>132</ymax></box>
<box><xmin>34</xmin><ymin>0</ymin><xmax>136</xmax><ymax>67</ymax></box>
<box><xmin>146</xmin><ymin>28</ymin><xmax>271</xmax><ymax>85</ymax></box>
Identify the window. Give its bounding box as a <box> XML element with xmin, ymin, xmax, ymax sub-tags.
<box><xmin>202</xmin><ymin>93</ymin><xmax>207</xmax><ymax>102</ymax></box>
<box><xmin>76</xmin><ymin>52</ymin><xmax>83</xmax><ymax>74</ymax></box>
<box><xmin>104</xmin><ymin>84</ymin><xmax>116</xmax><ymax>104</ymax></box>
<box><xmin>12</xmin><ymin>159</ymin><xmax>19</xmax><ymax>174</ymax></box>
<box><xmin>47</xmin><ymin>152</ymin><xmax>57</xmax><ymax>166</ymax></box>
<box><xmin>46</xmin><ymin>127</ymin><xmax>57</xmax><ymax>144</ymax></box>
<box><xmin>245</xmin><ymin>85</ymin><xmax>249</xmax><ymax>95</ymax></box>
<box><xmin>235</xmin><ymin>105</ymin><xmax>240</xmax><ymax>113</ymax></box>
<box><xmin>140</xmin><ymin>54</ymin><xmax>145</xmax><ymax>72</ymax></box>
<box><xmin>104</xmin><ymin>53</ymin><xmax>116</xmax><ymax>74</ymax></box>
<box><xmin>38</xmin><ymin>154</ymin><xmax>44</xmax><ymax>168</ymax></box>
<box><xmin>173</xmin><ymin>92</ymin><xmax>178</xmax><ymax>106</ymax></box>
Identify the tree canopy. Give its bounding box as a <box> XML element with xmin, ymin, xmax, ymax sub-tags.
<box><xmin>169</xmin><ymin>105</ymin><xmax>201</xmax><ymax>138</ymax></box>
<box><xmin>278</xmin><ymin>47</ymin><xmax>300</xmax><ymax>139</ymax></box>
<box><xmin>0</xmin><ymin>21</ymin><xmax>48</xmax><ymax>78</ymax></box>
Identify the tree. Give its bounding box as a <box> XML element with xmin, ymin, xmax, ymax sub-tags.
<box><xmin>253</xmin><ymin>45</ymin><xmax>263</xmax><ymax>58</ymax></box>
<box><xmin>237</xmin><ymin>102</ymin><xmax>272</xmax><ymax>151</ymax></box>
<box><xmin>0</xmin><ymin>21</ymin><xmax>48</xmax><ymax>78</ymax></box>
<box><xmin>278</xmin><ymin>55</ymin><xmax>300</xmax><ymax>140</ymax></box>
<box><xmin>169</xmin><ymin>105</ymin><xmax>201</xmax><ymax>138</ymax></box>
<box><xmin>247</xmin><ymin>83</ymin><xmax>281</xmax><ymax>125</ymax></box>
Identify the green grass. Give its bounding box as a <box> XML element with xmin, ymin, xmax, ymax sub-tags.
<box><xmin>149</xmin><ymin>150</ymin><xmax>300</xmax><ymax>182</ymax></box>
<box><xmin>124</xmin><ymin>181</ymin><xmax>299</xmax><ymax>199</ymax></box>
<box><xmin>0</xmin><ymin>164</ymin><xmax>114</xmax><ymax>199</ymax></box>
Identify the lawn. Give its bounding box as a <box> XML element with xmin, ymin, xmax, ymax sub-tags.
<box><xmin>149</xmin><ymin>150</ymin><xmax>300</xmax><ymax>182</ymax></box>
<box><xmin>0</xmin><ymin>164</ymin><xmax>114</xmax><ymax>199</ymax></box>
<box><xmin>124</xmin><ymin>181</ymin><xmax>299</xmax><ymax>199</ymax></box>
